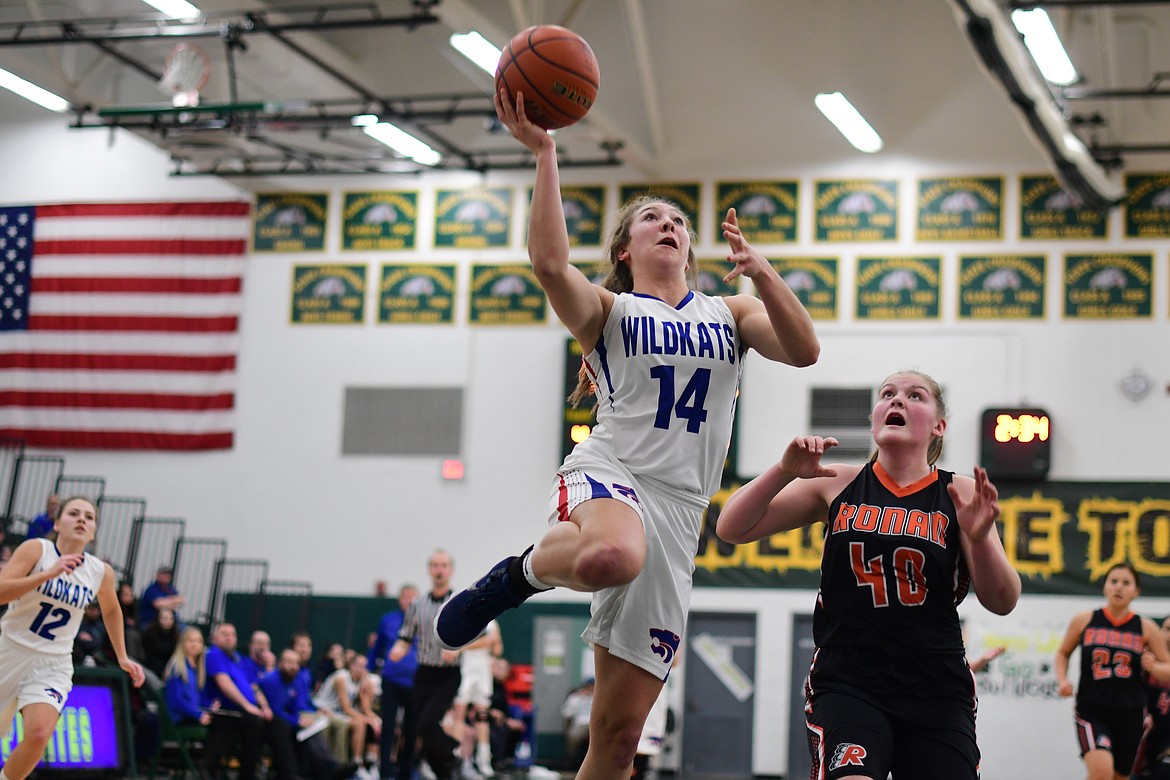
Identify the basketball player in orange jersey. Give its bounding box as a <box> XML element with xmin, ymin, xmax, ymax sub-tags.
<box><xmin>1055</xmin><ymin>562</ymin><xmax>1170</xmax><ymax>780</ymax></box>
<box><xmin>0</xmin><ymin>497</ymin><xmax>145</xmax><ymax>780</ymax></box>
<box><xmin>436</xmin><ymin>87</ymin><xmax>820</xmax><ymax>780</ymax></box>
<box><xmin>717</xmin><ymin>370</ymin><xmax>1021</xmax><ymax>780</ymax></box>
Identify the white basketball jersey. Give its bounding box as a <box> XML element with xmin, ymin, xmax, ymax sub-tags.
<box><xmin>573</xmin><ymin>290</ymin><xmax>744</xmax><ymax>497</ymax></box>
<box><xmin>0</xmin><ymin>539</ymin><xmax>107</xmax><ymax>655</ymax></box>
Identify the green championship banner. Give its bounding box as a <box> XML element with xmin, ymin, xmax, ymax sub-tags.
<box><xmin>291</xmin><ymin>264</ymin><xmax>366</xmax><ymax>324</ymax></box>
<box><xmin>958</xmin><ymin>255</ymin><xmax>1046</xmax><ymax>320</ymax></box>
<box><xmin>714</xmin><ymin>180</ymin><xmax>799</xmax><ymax>244</ymax></box>
<box><xmin>434</xmin><ymin>187</ymin><xmax>512</xmax><ymax>248</ymax></box>
<box><xmin>549</xmin><ymin>185</ymin><xmax>605</xmax><ymax>247</ymax></box>
<box><xmin>561</xmin><ymin>338</ymin><xmax>597</xmax><ymax>461</ymax></box>
<box><xmin>855</xmin><ymin>256</ymin><xmax>941</xmax><ymax>320</ymax></box>
<box><xmin>916</xmin><ymin>176</ymin><xmax>1003</xmax><ymax>241</ymax></box>
<box><xmin>814</xmin><ymin>179</ymin><xmax>898</xmax><ymax>242</ymax></box>
<box><xmin>619</xmin><ymin>182</ymin><xmax>701</xmax><ymax>229</ymax></box>
<box><xmin>1019</xmin><ymin>175</ymin><xmax>1108</xmax><ymax>240</ymax></box>
<box><xmin>469</xmin><ymin>263</ymin><xmax>546</xmax><ymax>324</ymax></box>
<box><xmin>693</xmin><ymin>480</ymin><xmax>1170</xmax><ymax>596</ymax></box>
<box><xmin>253</xmin><ymin>193</ymin><xmax>328</xmax><ymax>252</ymax></box>
<box><xmin>769</xmin><ymin>257</ymin><xmax>839</xmax><ymax>321</ymax></box>
<box><xmin>695</xmin><ymin>258</ymin><xmax>739</xmax><ymax>297</ymax></box>
<box><xmin>1123</xmin><ymin>173</ymin><xmax>1170</xmax><ymax>238</ymax></box>
<box><xmin>571</xmin><ymin>260</ymin><xmax>610</xmax><ymax>286</ymax></box>
<box><xmin>342</xmin><ymin>191</ymin><xmax>418</xmax><ymax>250</ymax></box>
<box><xmin>1063</xmin><ymin>253</ymin><xmax>1153</xmax><ymax>319</ymax></box>
<box><xmin>378</xmin><ymin>264</ymin><xmax>455</xmax><ymax>324</ymax></box>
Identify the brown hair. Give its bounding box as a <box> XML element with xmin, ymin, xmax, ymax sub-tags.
<box><xmin>568</xmin><ymin>195</ymin><xmax>698</xmax><ymax>408</ymax></box>
<box><xmin>46</xmin><ymin>496</ymin><xmax>99</xmax><ymax>542</ymax></box>
<box><xmin>868</xmin><ymin>370</ymin><xmax>948</xmax><ymax>466</ymax></box>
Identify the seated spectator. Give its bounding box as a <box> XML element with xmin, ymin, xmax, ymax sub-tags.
<box><xmin>118</xmin><ymin>581</ymin><xmax>141</xmax><ymax>629</ymax></box>
<box><xmin>142</xmin><ymin>607</ymin><xmax>180</xmax><ymax>678</ymax></box>
<box><xmin>560</xmin><ymin>677</ymin><xmax>594</xmax><ymax>771</ymax></box>
<box><xmin>25</xmin><ymin>493</ymin><xmax>59</xmax><ymax>539</ymax></box>
<box><xmin>73</xmin><ymin>601</ymin><xmax>108</xmax><ymax>666</ymax></box>
<box><xmin>239</xmin><ymin>630</ymin><xmax>275</xmax><ymax>685</ymax></box>
<box><xmin>140</xmin><ymin>565</ymin><xmax>185</xmax><ymax>627</ymax></box>
<box><xmin>313</xmin><ymin>642</ymin><xmax>345</xmax><ymax>690</ymax></box>
<box><xmin>487</xmin><ymin>659</ymin><xmax>528</xmax><ymax>774</ymax></box>
<box><xmin>313</xmin><ymin>651</ymin><xmax>379</xmax><ymax>767</ymax></box>
<box><xmin>165</xmin><ymin>626</ymin><xmax>212</xmax><ymax>726</ymax></box>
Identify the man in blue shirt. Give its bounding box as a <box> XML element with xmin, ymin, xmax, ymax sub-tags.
<box><xmin>140</xmin><ymin>566</ymin><xmax>185</xmax><ymax>627</ymax></box>
<box><xmin>369</xmin><ymin>584</ymin><xmax>419</xmax><ymax>780</ymax></box>
<box><xmin>259</xmin><ymin>649</ymin><xmax>355</xmax><ymax>780</ymax></box>
<box><xmin>24</xmin><ymin>494</ymin><xmax>59</xmax><ymax>539</ymax></box>
<box><xmin>238</xmin><ymin>630</ymin><xmax>274</xmax><ymax>685</ymax></box>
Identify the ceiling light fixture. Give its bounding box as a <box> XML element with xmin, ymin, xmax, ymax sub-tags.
<box><xmin>0</xmin><ymin>67</ymin><xmax>69</xmax><ymax>112</ymax></box>
<box><xmin>814</xmin><ymin>92</ymin><xmax>883</xmax><ymax>153</ymax></box>
<box><xmin>362</xmin><ymin>121</ymin><xmax>441</xmax><ymax>166</ymax></box>
<box><xmin>139</xmin><ymin>0</ymin><xmax>202</xmax><ymax>21</ymax></box>
<box><xmin>449</xmin><ymin>31</ymin><xmax>502</xmax><ymax>76</ymax></box>
<box><xmin>1010</xmin><ymin>8</ymin><xmax>1077</xmax><ymax>86</ymax></box>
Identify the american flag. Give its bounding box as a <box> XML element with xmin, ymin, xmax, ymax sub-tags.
<box><xmin>0</xmin><ymin>201</ymin><xmax>250</xmax><ymax>450</ymax></box>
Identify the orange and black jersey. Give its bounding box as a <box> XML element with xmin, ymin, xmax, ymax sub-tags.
<box><xmin>813</xmin><ymin>461</ymin><xmax>970</xmax><ymax>658</ymax></box>
<box><xmin>1078</xmin><ymin>608</ymin><xmax>1147</xmax><ymax>710</ymax></box>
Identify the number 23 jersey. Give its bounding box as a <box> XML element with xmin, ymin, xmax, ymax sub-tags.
<box><xmin>814</xmin><ymin>461</ymin><xmax>970</xmax><ymax>657</ymax></box>
<box><xmin>577</xmin><ymin>290</ymin><xmax>744</xmax><ymax>498</ymax></box>
<box><xmin>0</xmin><ymin>539</ymin><xmax>107</xmax><ymax>655</ymax></box>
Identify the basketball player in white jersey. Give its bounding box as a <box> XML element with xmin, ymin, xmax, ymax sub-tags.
<box><xmin>0</xmin><ymin>496</ymin><xmax>145</xmax><ymax>780</ymax></box>
<box><xmin>437</xmin><ymin>88</ymin><xmax>820</xmax><ymax>780</ymax></box>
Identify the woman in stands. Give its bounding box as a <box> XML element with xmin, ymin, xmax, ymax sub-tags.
<box><xmin>0</xmin><ymin>496</ymin><xmax>145</xmax><ymax>780</ymax></box>
<box><xmin>165</xmin><ymin>625</ymin><xmax>213</xmax><ymax>726</ymax></box>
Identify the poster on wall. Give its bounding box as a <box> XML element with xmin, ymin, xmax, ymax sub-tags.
<box><xmin>1062</xmin><ymin>253</ymin><xmax>1153</xmax><ymax>319</ymax></box>
<box><xmin>813</xmin><ymin>179</ymin><xmax>898</xmax><ymax>242</ymax></box>
<box><xmin>958</xmin><ymin>255</ymin><xmax>1046</xmax><ymax>320</ymax></box>
<box><xmin>714</xmin><ymin>180</ymin><xmax>799</xmax><ymax>244</ymax></box>
<box><xmin>694</xmin><ymin>481</ymin><xmax>1170</xmax><ymax>594</ymax></box>
<box><xmin>530</xmin><ymin>185</ymin><xmax>605</xmax><ymax>247</ymax></box>
<box><xmin>855</xmin><ymin>256</ymin><xmax>941</xmax><ymax>320</ymax></box>
<box><xmin>915</xmin><ymin>175</ymin><xmax>1003</xmax><ymax>241</ymax></box>
<box><xmin>469</xmin><ymin>263</ymin><xmax>546</xmax><ymax>324</ymax></box>
<box><xmin>561</xmin><ymin>338</ymin><xmax>597</xmax><ymax>461</ymax></box>
<box><xmin>1123</xmin><ymin>172</ymin><xmax>1170</xmax><ymax>238</ymax></box>
<box><xmin>618</xmin><ymin>182</ymin><xmax>701</xmax><ymax>229</ymax></box>
<box><xmin>1018</xmin><ymin>175</ymin><xmax>1108</xmax><ymax>240</ymax></box>
<box><xmin>768</xmin><ymin>257</ymin><xmax>839</xmax><ymax>320</ymax></box>
<box><xmin>572</xmin><ymin>260</ymin><xmax>610</xmax><ymax>286</ymax></box>
<box><xmin>695</xmin><ymin>258</ymin><xmax>739</xmax><ymax>297</ymax></box>
<box><xmin>342</xmin><ymin>191</ymin><xmax>418</xmax><ymax>250</ymax></box>
<box><xmin>378</xmin><ymin>264</ymin><xmax>455</xmax><ymax>324</ymax></box>
<box><xmin>253</xmin><ymin>193</ymin><xmax>328</xmax><ymax>252</ymax></box>
<box><xmin>290</xmin><ymin>264</ymin><xmax>366</xmax><ymax>324</ymax></box>
<box><xmin>434</xmin><ymin>187</ymin><xmax>512</xmax><ymax>248</ymax></box>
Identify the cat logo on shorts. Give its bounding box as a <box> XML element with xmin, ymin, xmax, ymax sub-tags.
<box><xmin>44</xmin><ymin>688</ymin><xmax>64</xmax><ymax>705</ymax></box>
<box><xmin>611</xmin><ymin>482</ymin><xmax>640</xmax><ymax>505</ymax></box>
<box><xmin>829</xmin><ymin>743</ymin><xmax>867</xmax><ymax>770</ymax></box>
<box><xmin>649</xmin><ymin>628</ymin><xmax>680</xmax><ymax>664</ymax></box>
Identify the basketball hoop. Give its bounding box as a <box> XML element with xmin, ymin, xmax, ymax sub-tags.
<box><xmin>159</xmin><ymin>43</ymin><xmax>211</xmax><ymax>107</ymax></box>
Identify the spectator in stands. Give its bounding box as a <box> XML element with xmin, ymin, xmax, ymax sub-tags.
<box><xmin>314</xmin><ymin>642</ymin><xmax>346</xmax><ymax>690</ymax></box>
<box><xmin>486</xmin><ymin>659</ymin><xmax>526</xmax><ymax>773</ymax></box>
<box><xmin>24</xmin><ymin>493</ymin><xmax>59</xmax><ymax>540</ymax></box>
<box><xmin>314</xmin><ymin>651</ymin><xmax>380</xmax><ymax>770</ymax></box>
<box><xmin>117</xmin><ymin>581</ymin><xmax>140</xmax><ymax>627</ymax></box>
<box><xmin>164</xmin><ymin>626</ymin><xmax>212</xmax><ymax>726</ymax></box>
<box><xmin>561</xmin><ymin>677</ymin><xmax>594</xmax><ymax>771</ymax></box>
<box><xmin>141</xmin><ymin>607</ymin><xmax>180</xmax><ymax>678</ymax></box>
<box><xmin>240</xmin><ymin>630</ymin><xmax>275</xmax><ymax>684</ymax></box>
<box><xmin>139</xmin><ymin>565</ymin><xmax>184</xmax><ymax>627</ymax></box>
<box><xmin>73</xmin><ymin>600</ymin><xmax>108</xmax><ymax>667</ymax></box>
<box><xmin>370</xmin><ymin>583</ymin><xmax>420</xmax><ymax>780</ymax></box>
<box><xmin>202</xmin><ymin>621</ymin><xmax>299</xmax><ymax>780</ymax></box>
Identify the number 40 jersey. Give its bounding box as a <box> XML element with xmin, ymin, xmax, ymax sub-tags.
<box><xmin>0</xmin><ymin>538</ymin><xmax>107</xmax><ymax>655</ymax></box>
<box><xmin>577</xmin><ymin>290</ymin><xmax>745</xmax><ymax>498</ymax></box>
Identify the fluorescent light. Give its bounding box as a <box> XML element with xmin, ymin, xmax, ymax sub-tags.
<box><xmin>139</xmin><ymin>0</ymin><xmax>202</xmax><ymax>21</ymax></box>
<box><xmin>1011</xmin><ymin>8</ymin><xmax>1078</xmax><ymax>86</ymax></box>
<box><xmin>0</xmin><ymin>67</ymin><xmax>69</xmax><ymax>112</ymax></box>
<box><xmin>449</xmin><ymin>31</ymin><xmax>502</xmax><ymax>76</ymax></box>
<box><xmin>350</xmin><ymin>114</ymin><xmax>380</xmax><ymax>127</ymax></box>
<box><xmin>814</xmin><ymin>92</ymin><xmax>883</xmax><ymax>153</ymax></box>
<box><xmin>363</xmin><ymin>122</ymin><xmax>441</xmax><ymax>166</ymax></box>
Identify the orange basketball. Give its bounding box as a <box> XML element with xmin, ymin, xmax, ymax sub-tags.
<box><xmin>495</xmin><ymin>25</ymin><xmax>600</xmax><ymax>130</ymax></box>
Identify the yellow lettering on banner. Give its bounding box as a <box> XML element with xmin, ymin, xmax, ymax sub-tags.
<box><xmin>1079</xmin><ymin>499</ymin><xmax>1135</xmax><ymax>580</ymax></box>
<box><xmin>999</xmin><ymin>493</ymin><xmax>1067</xmax><ymax>577</ymax></box>
<box><xmin>751</xmin><ymin>524</ymin><xmax>825</xmax><ymax>572</ymax></box>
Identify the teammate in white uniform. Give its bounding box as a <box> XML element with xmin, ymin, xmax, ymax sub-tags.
<box><xmin>437</xmin><ymin>88</ymin><xmax>820</xmax><ymax>780</ymax></box>
<box><xmin>0</xmin><ymin>496</ymin><xmax>144</xmax><ymax>780</ymax></box>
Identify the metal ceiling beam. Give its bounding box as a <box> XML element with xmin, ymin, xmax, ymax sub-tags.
<box><xmin>1009</xmin><ymin>1</ymin><xmax>1170</xmax><ymax>7</ymax></box>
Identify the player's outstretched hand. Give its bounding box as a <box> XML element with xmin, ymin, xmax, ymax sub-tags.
<box><xmin>949</xmin><ymin>466</ymin><xmax>1001</xmax><ymax>543</ymax></box>
<box><xmin>121</xmin><ymin>656</ymin><xmax>146</xmax><ymax>688</ymax></box>
<box><xmin>722</xmin><ymin>208</ymin><xmax>772</xmax><ymax>283</ymax></box>
<box><xmin>495</xmin><ymin>88</ymin><xmax>553</xmax><ymax>154</ymax></box>
<box><xmin>778</xmin><ymin>436</ymin><xmax>840</xmax><ymax>480</ymax></box>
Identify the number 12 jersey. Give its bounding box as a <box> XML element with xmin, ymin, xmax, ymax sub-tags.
<box><xmin>0</xmin><ymin>539</ymin><xmax>107</xmax><ymax>655</ymax></box>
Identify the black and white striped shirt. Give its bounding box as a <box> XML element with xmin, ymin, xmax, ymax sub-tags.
<box><xmin>398</xmin><ymin>589</ymin><xmax>458</xmax><ymax>667</ymax></box>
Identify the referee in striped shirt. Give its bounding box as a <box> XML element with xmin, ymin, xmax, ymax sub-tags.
<box><xmin>390</xmin><ymin>549</ymin><xmax>464</xmax><ymax>780</ymax></box>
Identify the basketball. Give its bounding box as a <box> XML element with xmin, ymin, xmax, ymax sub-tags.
<box><xmin>495</xmin><ymin>25</ymin><xmax>600</xmax><ymax>130</ymax></box>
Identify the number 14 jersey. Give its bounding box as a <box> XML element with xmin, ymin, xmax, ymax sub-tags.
<box><xmin>0</xmin><ymin>539</ymin><xmax>107</xmax><ymax>655</ymax></box>
<box><xmin>814</xmin><ymin>461</ymin><xmax>971</xmax><ymax>657</ymax></box>
<box><xmin>578</xmin><ymin>290</ymin><xmax>744</xmax><ymax>498</ymax></box>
